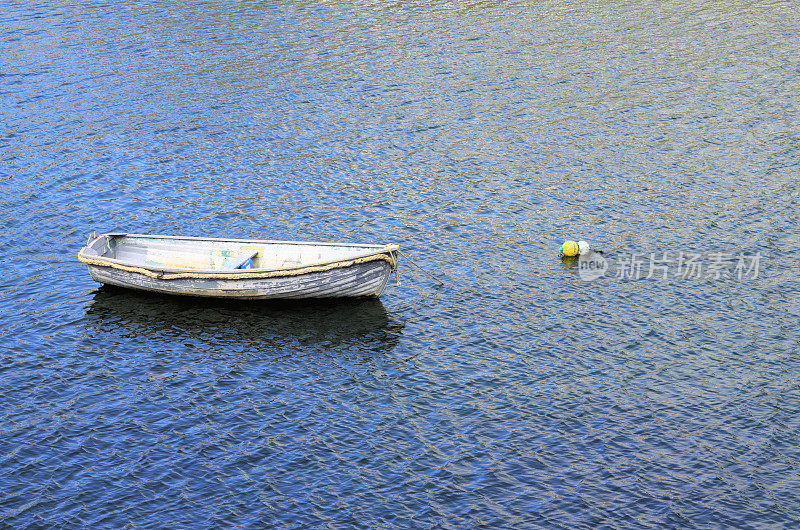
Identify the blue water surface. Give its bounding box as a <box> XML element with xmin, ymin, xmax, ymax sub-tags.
<box><xmin>2</xmin><ymin>0</ymin><xmax>800</xmax><ymax>527</ymax></box>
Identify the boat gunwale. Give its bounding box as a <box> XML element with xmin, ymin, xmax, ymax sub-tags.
<box><xmin>116</xmin><ymin>232</ymin><xmax>392</xmax><ymax>249</ymax></box>
<box><xmin>78</xmin><ymin>233</ymin><xmax>399</xmax><ymax>276</ymax></box>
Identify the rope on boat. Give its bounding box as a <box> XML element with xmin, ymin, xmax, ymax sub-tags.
<box><xmin>397</xmin><ymin>250</ymin><xmax>444</xmax><ymax>286</ymax></box>
<box><xmin>78</xmin><ymin>245</ymin><xmax>398</xmax><ymax>280</ymax></box>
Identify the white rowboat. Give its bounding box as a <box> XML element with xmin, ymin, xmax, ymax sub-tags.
<box><xmin>78</xmin><ymin>232</ymin><xmax>399</xmax><ymax>299</ymax></box>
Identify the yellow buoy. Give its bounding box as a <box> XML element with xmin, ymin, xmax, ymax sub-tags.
<box><xmin>560</xmin><ymin>240</ymin><xmax>579</xmax><ymax>257</ymax></box>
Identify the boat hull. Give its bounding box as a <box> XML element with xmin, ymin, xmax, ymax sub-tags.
<box><xmin>87</xmin><ymin>259</ymin><xmax>393</xmax><ymax>299</ymax></box>
<box><xmin>79</xmin><ymin>233</ymin><xmax>397</xmax><ymax>299</ymax></box>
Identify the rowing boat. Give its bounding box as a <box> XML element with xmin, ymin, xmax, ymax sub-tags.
<box><xmin>78</xmin><ymin>232</ymin><xmax>399</xmax><ymax>299</ymax></box>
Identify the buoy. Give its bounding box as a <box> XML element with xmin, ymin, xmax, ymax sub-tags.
<box><xmin>577</xmin><ymin>240</ymin><xmax>590</xmax><ymax>255</ymax></box>
<box><xmin>560</xmin><ymin>240</ymin><xmax>579</xmax><ymax>257</ymax></box>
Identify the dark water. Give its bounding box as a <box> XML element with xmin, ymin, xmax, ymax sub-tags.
<box><xmin>2</xmin><ymin>0</ymin><xmax>800</xmax><ymax>526</ymax></box>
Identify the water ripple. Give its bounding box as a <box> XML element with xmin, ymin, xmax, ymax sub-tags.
<box><xmin>1</xmin><ymin>0</ymin><xmax>800</xmax><ymax>526</ymax></box>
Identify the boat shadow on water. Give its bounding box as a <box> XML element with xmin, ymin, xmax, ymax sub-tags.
<box><xmin>84</xmin><ymin>285</ymin><xmax>404</xmax><ymax>356</ymax></box>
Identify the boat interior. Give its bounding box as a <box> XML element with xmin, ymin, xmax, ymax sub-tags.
<box><xmin>83</xmin><ymin>234</ymin><xmax>385</xmax><ymax>271</ymax></box>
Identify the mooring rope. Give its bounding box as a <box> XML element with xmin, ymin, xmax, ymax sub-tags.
<box><xmin>397</xmin><ymin>250</ymin><xmax>444</xmax><ymax>286</ymax></box>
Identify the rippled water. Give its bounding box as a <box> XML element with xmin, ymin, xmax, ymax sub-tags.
<box><xmin>2</xmin><ymin>0</ymin><xmax>800</xmax><ymax>526</ymax></box>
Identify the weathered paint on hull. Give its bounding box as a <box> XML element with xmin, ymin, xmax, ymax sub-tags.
<box><xmin>87</xmin><ymin>259</ymin><xmax>392</xmax><ymax>299</ymax></box>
